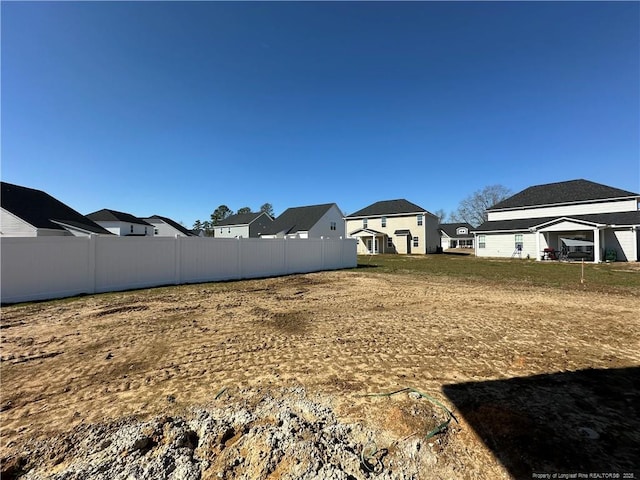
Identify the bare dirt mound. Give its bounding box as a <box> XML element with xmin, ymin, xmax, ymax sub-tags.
<box><xmin>4</xmin><ymin>387</ymin><xmax>458</xmax><ymax>480</ymax></box>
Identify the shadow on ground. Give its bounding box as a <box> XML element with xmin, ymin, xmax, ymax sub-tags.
<box><xmin>443</xmin><ymin>367</ymin><xmax>640</xmax><ymax>479</ymax></box>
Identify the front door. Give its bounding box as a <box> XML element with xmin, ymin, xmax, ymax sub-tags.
<box><xmin>366</xmin><ymin>238</ymin><xmax>378</xmax><ymax>254</ymax></box>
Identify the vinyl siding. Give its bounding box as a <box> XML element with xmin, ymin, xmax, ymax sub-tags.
<box><xmin>148</xmin><ymin>220</ymin><xmax>189</xmax><ymax>237</ymax></box>
<box><xmin>475</xmin><ymin>232</ymin><xmax>537</xmax><ymax>259</ymax></box>
<box><xmin>488</xmin><ymin>198</ymin><xmax>637</xmax><ymax>221</ymax></box>
<box><xmin>346</xmin><ymin>212</ymin><xmax>439</xmax><ymax>254</ymax></box>
<box><xmin>215</xmin><ymin>225</ymin><xmax>250</xmax><ymax>238</ymax></box>
<box><xmin>604</xmin><ymin>228</ymin><xmax>637</xmax><ymax>262</ymax></box>
<box><xmin>94</xmin><ymin>221</ymin><xmax>152</xmax><ymax>236</ymax></box>
<box><xmin>1</xmin><ymin>208</ymin><xmax>37</xmax><ymax>236</ymax></box>
<box><xmin>248</xmin><ymin>214</ymin><xmax>274</xmax><ymax>238</ymax></box>
<box><xmin>307</xmin><ymin>205</ymin><xmax>345</xmax><ymax>239</ymax></box>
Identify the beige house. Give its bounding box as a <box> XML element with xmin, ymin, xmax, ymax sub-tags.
<box><xmin>345</xmin><ymin>199</ymin><xmax>439</xmax><ymax>254</ymax></box>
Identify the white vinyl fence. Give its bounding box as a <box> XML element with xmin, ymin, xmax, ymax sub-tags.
<box><xmin>0</xmin><ymin>236</ymin><xmax>357</xmax><ymax>304</ymax></box>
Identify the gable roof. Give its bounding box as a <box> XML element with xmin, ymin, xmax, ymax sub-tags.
<box><xmin>87</xmin><ymin>209</ymin><xmax>153</xmax><ymax>226</ymax></box>
<box><xmin>146</xmin><ymin>215</ymin><xmax>195</xmax><ymax>236</ymax></box>
<box><xmin>439</xmin><ymin>223</ymin><xmax>475</xmax><ymax>237</ymax></box>
<box><xmin>489</xmin><ymin>179</ymin><xmax>639</xmax><ymax>210</ymax></box>
<box><xmin>1</xmin><ymin>181</ymin><xmax>112</xmax><ymax>235</ymax></box>
<box><xmin>261</xmin><ymin>203</ymin><xmax>337</xmax><ymax>236</ymax></box>
<box><xmin>346</xmin><ymin>199</ymin><xmax>430</xmax><ymax>218</ymax></box>
<box><xmin>215</xmin><ymin>212</ymin><xmax>270</xmax><ymax>227</ymax></box>
<box><xmin>475</xmin><ymin>211</ymin><xmax>640</xmax><ymax>232</ymax></box>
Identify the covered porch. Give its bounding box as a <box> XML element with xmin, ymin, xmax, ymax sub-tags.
<box><xmin>532</xmin><ymin>218</ymin><xmax>605</xmax><ymax>263</ymax></box>
<box><xmin>349</xmin><ymin>228</ymin><xmax>388</xmax><ymax>255</ymax></box>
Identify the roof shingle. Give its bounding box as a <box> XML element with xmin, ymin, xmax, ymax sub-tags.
<box><xmin>87</xmin><ymin>209</ymin><xmax>153</xmax><ymax>226</ymax></box>
<box><xmin>489</xmin><ymin>179</ymin><xmax>639</xmax><ymax>210</ymax></box>
<box><xmin>439</xmin><ymin>223</ymin><xmax>475</xmax><ymax>237</ymax></box>
<box><xmin>215</xmin><ymin>212</ymin><xmax>266</xmax><ymax>227</ymax></box>
<box><xmin>261</xmin><ymin>203</ymin><xmax>337</xmax><ymax>236</ymax></box>
<box><xmin>1</xmin><ymin>182</ymin><xmax>112</xmax><ymax>235</ymax></box>
<box><xmin>346</xmin><ymin>199</ymin><xmax>430</xmax><ymax>218</ymax></box>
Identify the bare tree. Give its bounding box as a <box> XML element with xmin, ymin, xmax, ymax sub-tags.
<box><xmin>450</xmin><ymin>185</ymin><xmax>512</xmax><ymax>227</ymax></box>
<box><xmin>433</xmin><ymin>208</ymin><xmax>448</xmax><ymax>223</ymax></box>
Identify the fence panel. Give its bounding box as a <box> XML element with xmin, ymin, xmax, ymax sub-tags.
<box><xmin>1</xmin><ymin>236</ymin><xmax>357</xmax><ymax>303</ymax></box>
<box><xmin>94</xmin><ymin>236</ymin><xmax>177</xmax><ymax>293</ymax></box>
<box><xmin>0</xmin><ymin>237</ymin><xmax>91</xmax><ymax>303</ymax></box>
<box><xmin>179</xmin><ymin>237</ymin><xmax>241</xmax><ymax>283</ymax></box>
<box><xmin>239</xmin><ymin>238</ymin><xmax>287</xmax><ymax>279</ymax></box>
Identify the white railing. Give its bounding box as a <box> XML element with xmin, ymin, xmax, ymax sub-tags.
<box><xmin>0</xmin><ymin>236</ymin><xmax>357</xmax><ymax>304</ymax></box>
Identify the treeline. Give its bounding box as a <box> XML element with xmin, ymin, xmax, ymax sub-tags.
<box><xmin>193</xmin><ymin>203</ymin><xmax>274</xmax><ymax>237</ymax></box>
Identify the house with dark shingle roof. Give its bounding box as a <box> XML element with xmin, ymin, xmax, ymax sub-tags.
<box><xmin>260</xmin><ymin>203</ymin><xmax>344</xmax><ymax>239</ymax></box>
<box><xmin>440</xmin><ymin>223</ymin><xmax>475</xmax><ymax>250</ymax></box>
<box><xmin>1</xmin><ymin>181</ymin><xmax>112</xmax><ymax>237</ymax></box>
<box><xmin>474</xmin><ymin>179</ymin><xmax>640</xmax><ymax>262</ymax></box>
<box><xmin>87</xmin><ymin>209</ymin><xmax>154</xmax><ymax>236</ymax></box>
<box><xmin>345</xmin><ymin>199</ymin><xmax>439</xmax><ymax>254</ymax></box>
<box><xmin>144</xmin><ymin>215</ymin><xmax>197</xmax><ymax>237</ymax></box>
<box><xmin>213</xmin><ymin>212</ymin><xmax>273</xmax><ymax>238</ymax></box>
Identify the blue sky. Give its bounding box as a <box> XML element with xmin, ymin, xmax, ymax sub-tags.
<box><xmin>2</xmin><ymin>1</ymin><xmax>639</xmax><ymax>227</ymax></box>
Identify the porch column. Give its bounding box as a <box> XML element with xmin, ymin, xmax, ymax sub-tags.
<box><xmin>535</xmin><ymin>230</ymin><xmax>541</xmax><ymax>261</ymax></box>
<box><xmin>593</xmin><ymin>228</ymin><xmax>601</xmax><ymax>263</ymax></box>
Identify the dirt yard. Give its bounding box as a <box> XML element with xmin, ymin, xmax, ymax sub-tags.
<box><xmin>1</xmin><ymin>268</ymin><xmax>639</xmax><ymax>478</ymax></box>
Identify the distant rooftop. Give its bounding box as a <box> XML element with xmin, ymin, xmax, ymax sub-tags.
<box><xmin>1</xmin><ymin>181</ymin><xmax>112</xmax><ymax>235</ymax></box>
<box><xmin>146</xmin><ymin>215</ymin><xmax>195</xmax><ymax>236</ymax></box>
<box><xmin>489</xmin><ymin>179</ymin><xmax>639</xmax><ymax>210</ymax></box>
<box><xmin>346</xmin><ymin>199</ymin><xmax>430</xmax><ymax>218</ymax></box>
<box><xmin>87</xmin><ymin>209</ymin><xmax>153</xmax><ymax>226</ymax></box>
<box><xmin>262</xmin><ymin>203</ymin><xmax>336</xmax><ymax>235</ymax></box>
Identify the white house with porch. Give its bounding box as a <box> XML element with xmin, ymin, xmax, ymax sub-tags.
<box><xmin>440</xmin><ymin>223</ymin><xmax>475</xmax><ymax>250</ymax></box>
<box><xmin>473</xmin><ymin>179</ymin><xmax>639</xmax><ymax>262</ymax></box>
<box><xmin>345</xmin><ymin>199</ymin><xmax>439</xmax><ymax>255</ymax></box>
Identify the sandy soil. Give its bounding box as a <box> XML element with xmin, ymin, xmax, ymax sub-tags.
<box><xmin>1</xmin><ymin>270</ymin><xmax>639</xmax><ymax>478</ymax></box>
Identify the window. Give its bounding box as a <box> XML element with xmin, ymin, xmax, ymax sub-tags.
<box><xmin>228</xmin><ymin>228</ymin><xmax>231</xmax><ymax>233</ymax></box>
<box><xmin>363</xmin><ymin>218</ymin><xmax>368</xmax><ymax>228</ymax></box>
<box><xmin>417</xmin><ymin>214</ymin><xmax>423</xmax><ymax>226</ymax></box>
<box><xmin>387</xmin><ymin>237</ymin><xmax>393</xmax><ymax>248</ymax></box>
<box><xmin>515</xmin><ymin>234</ymin><xmax>523</xmax><ymax>251</ymax></box>
<box><xmin>130</xmin><ymin>225</ymin><xmax>134</xmax><ymax>233</ymax></box>
<box><xmin>330</xmin><ymin>221</ymin><xmax>337</xmax><ymax>231</ymax></box>
<box><xmin>145</xmin><ymin>227</ymin><xmax>147</xmax><ymax>235</ymax></box>
<box><xmin>478</xmin><ymin>235</ymin><xmax>486</xmax><ymax>248</ymax></box>
<box><xmin>220</xmin><ymin>228</ymin><xmax>223</xmax><ymax>234</ymax></box>
<box><xmin>457</xmin><ymin>227</ymin><xmax>468</xmax><ymax>235</ymax></box>
<box><xmin>154</xmin><ymin>228</ymin><xmax>159</xmax><ymax>235</ymax></box>
<box><xmin>381</xmin><ymin>216</ymin><xmax>387</xmax><ymax>227</ymax></box>
<box><xmin>413</xmin><ymin>236</ymin><xmax>419</xmax><ymax>247</ymax></box>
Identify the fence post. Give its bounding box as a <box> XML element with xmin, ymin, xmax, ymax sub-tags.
<box><xmin>175</xmin><ymin>235</ymin><xmax>182</xmax><ymax>285</ymax></box>
<box><xmin>88</xmin><ymin>235</ymin><xmax>97</xmax><ymax>295</ymax></box>
<box><xmin>283</xmin><ymin>237</ymin><xmax>288</xmax><ymax>274</ymax></box>
<box><xmin>237</xmin><ymin>237</ymin><xmax>243</xmax><ymax>279</ymax></box>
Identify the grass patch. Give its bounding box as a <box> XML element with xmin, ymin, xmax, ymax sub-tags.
<box><xmin>357</xmin><ymin>254</ymin><xmax>640</xmax><ymax>294</ymax></box>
